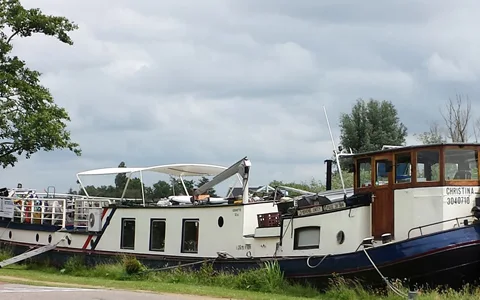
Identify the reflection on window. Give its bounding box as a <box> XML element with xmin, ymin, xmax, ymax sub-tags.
<box><xmin>357</xmin><ymin>158</ymin><xmax>372</xmax><ymax>188</ymax></box>
<box><xmin>416</xmin><ymin>150</ymin><xmax>440</xmax><ymax>182</ymax></box>
<box><xmin>375</xmin><ymin>160</ymin><xmax>389</xmax><ymax>186</ymax></box>
<box><xmin>121</xmin><ymin>218</ymin><xmax>135</xmax><ymax>250</ymax></box>
<box><xmin>150</xmin><ymin>219</ymin><xmax>166</xmax><ymax>252</ymax></box>
<box><xmin>294</xmin><ymin>226</ymin><xmax>320</xmax><ymax>250</ymax></box>
<box><xmin>445</xmin><ymin>149</ymin><xmax>478</xmax><ymax>180</ymax></box>
<box><xmin>181</xmin><ymin>219</ymin><xmax>199</xmax><ymax>253</ymax></box>
<box><xmin>395</xmin><ymin>153</ymin><xmax>411</xmax><ymax>183</ymax></box>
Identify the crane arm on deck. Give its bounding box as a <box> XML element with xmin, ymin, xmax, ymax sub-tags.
<box><xmin>194</xmin><ymin>156</ymin><xmax>251</xmax><ymax>204</ymax></box>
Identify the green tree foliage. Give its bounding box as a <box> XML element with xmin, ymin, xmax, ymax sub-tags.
<box><xmin>151</xmin><ymin>180</ymin><xmax>171</xmax><ymax>199</ymax></box>
<box><xmin>339</xmin><ymin>99</ymin><xmax>408</xmax><ymax>153</ymax></box>
<box><xmin>0</xmin><ymin>0</ymin><xmax>81</xmax><ymax>168</ymax></box>
<box><xmin>269</xmin><ymin>169</ymin><xmax>354</xmax><ymax>194</ymax></box>
<box><xmin>414</xmin><ymin>121</ymin><xmax>447</xmax><ymax>145</ymax></box>
<box><xmin>114</xmin><ymin>162</ymin><xmax>128</xmax><ymax>190</ymax></box>
<box><xmin>170</xmin><ymin>176</ymin><xmax>194</xmax><ymax>195</ymax></box>
<box><xmin>196</xmin><ymin>176</ymin><xmax>218</xmax><ymax>197</ymax></box>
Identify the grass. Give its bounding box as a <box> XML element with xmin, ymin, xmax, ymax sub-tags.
<box><xmin>0</xmin><ymin>248</ymin><xmax>479</xmax><ymax>299</ymax></box>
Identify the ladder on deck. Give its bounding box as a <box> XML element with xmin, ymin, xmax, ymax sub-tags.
<box><xmin>0</xmin><ymin>238</ymin><xmax>64</xmax><ymax>268</ymax></box>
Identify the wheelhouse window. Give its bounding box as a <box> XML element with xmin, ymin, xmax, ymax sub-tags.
<box><xmin>181</xmin><ymin>219</ymin><xmax>199</xmax><ymax>253</ymax></box>
<box><xmin>356</xmin><ymin>158</ymin><xmax>372</xmax><ymax>188</ymax></box>
<box><xmin>294</xmin><ymin>226</ymin><xmax>320</xmax><ymax>250</ymax></box>
<box><xmin>121</xmin><ymin>218</ymin><xmax>135</xmax><ymax>250</ymax></box>
<box><xmin>416</xmin><ymin>150</ymin><xmax>440</xmax><ymax>182</ymax></box>
<box><xmin>375</xmin><ymin>160</ymin><xmax>390</xmax><ymax>186</ymax></box>
<box><xmin>150</xmin><ymin>219</ymin><xmax>166</xmax><ymax>252</ymax></box>
<box><xmin>444</xmin><ymin>149</ymin><xmax>478</xmax><ymax>180</ymax></box>
<box><xmin>395</xmin><ymin>153</ymin><xmax>412</xmax><ymax>184</ymax></box>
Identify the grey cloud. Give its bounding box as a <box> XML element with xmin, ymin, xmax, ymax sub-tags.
<box><xmin>4</xmin><ymin>0</ymin><xmax>480</xmax><ymax>193</ymax></box>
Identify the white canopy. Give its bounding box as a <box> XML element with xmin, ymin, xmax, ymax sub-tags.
<box><xmin>142</xmin><ymin>164</ymin><xmax>227</xmax><ymax>177</ymax></box>
<box><xmin>77</xmin><ymin>167</ymin><xmax>145</xmax><ymax>176</ymax></box>
<box><xmin>77</xmin><ymin>164</ymin><xmax>227</xmax><ymax>177</ymax></box>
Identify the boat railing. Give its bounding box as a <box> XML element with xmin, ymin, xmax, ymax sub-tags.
<box><xmin>407</xmin><ymin>215</ymin><xmax>472</xmax><ymax>239</ymax></box>
<box><xmin>2</xmin><ymin>196</ymin><xmax>110</xmax><ymax>230</ymax></box>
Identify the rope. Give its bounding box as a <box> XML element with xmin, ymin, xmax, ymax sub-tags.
<box><xmin>140</xmin><ymin>258</ymin><xmax>217</xmax><ymax>274</ymax></box>
<box><xmin>306</xmin><ymin>254</ymin><xmax>329</xmax><ymax>269</ymax></box>
<box><xmin>273</xmin><ymin>216</ymin><xmax>293</xmax><ymax>257</ymax></box>
<box><xmin>363</xmin><ymin>248</ymin><xmax>408</xmax><ymax>298</ymax></box>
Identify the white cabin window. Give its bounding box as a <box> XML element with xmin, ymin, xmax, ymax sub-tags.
<box><xmin>294</xmin><ymin>226</ymin><xmax>320</xmax><ymax>250</ymax></box>
<box><xmin>181</xmin><ymin>219</ymin><xmax>199</xmax><ymax>253</ymax></box>
<box><xmin>121</xmin><ymin>218</ymin><xmax>135</xmax><ymax>250</ymax></box>
<box><xmin>150</xmin><ymin>219</ymin><xmax>166</xmax><ymax>252</ymax></box>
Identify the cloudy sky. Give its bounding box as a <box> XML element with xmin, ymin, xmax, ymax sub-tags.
<box><xmin>4</xmin><ymin>0</ymin><xmax>480</xmax><ymax>195</ymax></box>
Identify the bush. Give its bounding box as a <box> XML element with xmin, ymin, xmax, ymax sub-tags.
<box><xmin>62</xmin><ymin>256</ymin><xmax>86</xmax><ymax>274</ymax></box>
<box><xmin>0</xmin><ymin>248</ymin><xmax>13</xmax><ymax>261</ymax></box>
<box><xmin>122</xmin><ymin>255</ymin><xmax>144</xmax><ymax>275</ymax></box>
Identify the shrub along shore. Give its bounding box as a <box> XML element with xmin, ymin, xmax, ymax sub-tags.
<box><xmin>0</xmin><ymin>249</ymin><xmax>479</xmax><ymax>300</ymax></box>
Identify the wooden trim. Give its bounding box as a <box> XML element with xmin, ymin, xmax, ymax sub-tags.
<box><xmin>353</xmin><ymin>145</ymin><xmax>480</xmax><ymax>192</ymax></box>
<box><xmin>354</xmin><ymin>157</ymin><xmax>373</xmax><ymax>192</ymax></box>
<box><xmin>413</xmin><ymin>148</ymin><xmax>441</xmax><ymax>186</ymax></box>
<box><xmin>393</xmin><ymin>151</ymin><xmax>413</xmax><ymax>189</ymax></box>
<box><xmin>443</xmin><ymin>146</ymin><xmax>479</xmax><ymax>182</ymax></box>
<box><xmin>350</xmin><ymin>143</ymin><xmax>480</xmax><ymax>159</ymax></box>
<box><xmin>444</xmin><ymin>181</ymin><xmax>480</xmax><ymax>186</ymax></box>
<box><xmin>373</xmin><ymin>154</ymin><xmax>393</xmax><ymax>189</ymax></box>
<box><xmin>439</xmin><ymin>147</ymin><xmax>445</xmax><ymax>185</ymax></box>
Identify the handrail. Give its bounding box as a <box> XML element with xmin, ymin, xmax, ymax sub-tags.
<box><xmin>1</xmin><ymin>196</ymin><xmax>110</xmax><ymax>231</ymax></box>
<box><xmin>407</xmin><ymin>215</ymin><xmax>472</xmax><ymax>239</ymax></box>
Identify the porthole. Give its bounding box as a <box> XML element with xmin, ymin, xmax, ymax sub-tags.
<box><xmin>8</xmin><ymin>231</ymin><xmax>12</xmax><ymax>239</ymax></box>
<box><xmin>336</xmin><ymin>230</ymin><xmax>345</xmax><ymax>244</ymax></box>
<box><xmin>218</xmin><ymin>216</ymin><xmax>224</xmax><ymax>228</ymax></box>
<box><xmin>48</xmin><ymin>234</ymin><xmax>52</xmax><ymax>244</ymax></box>
<box><xmin>35</xmin><ymin>233</ymin><xmax>39</xmax><ymax>242</ymax></box>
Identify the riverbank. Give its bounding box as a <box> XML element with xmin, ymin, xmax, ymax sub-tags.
<box><xmin>0</xmin><ymin>251</ymin><xmax>478</xmax><ymax>300</ymax></box>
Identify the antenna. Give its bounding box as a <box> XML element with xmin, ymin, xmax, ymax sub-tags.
<box><xmin>323</xmin><ymin>106</ymin><xmax>347</xmax><ymax>197</ymax></box>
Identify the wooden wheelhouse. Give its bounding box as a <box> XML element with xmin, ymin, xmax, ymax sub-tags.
<box><xmin>350</xmin><ymin>143</ymin><xmax>480</xmax><ymax>239</ymax></box>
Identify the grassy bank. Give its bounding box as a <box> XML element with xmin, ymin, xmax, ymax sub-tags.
<box><xmin>0</xmin><ymin>249</ymin><xmax>479</xmax><ymax>299</ymax></box>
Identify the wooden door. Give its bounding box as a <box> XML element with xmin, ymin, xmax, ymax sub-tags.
<box><xmin>372</xmin><ymin>156</ymin><xmax>394</xmax><ymax>239</ymax></box>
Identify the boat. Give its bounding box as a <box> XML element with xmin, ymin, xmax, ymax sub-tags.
<box><xmin>1</xmin><ymin>144</ymin><xmax>480</xmax><ymax>292</ymax></box>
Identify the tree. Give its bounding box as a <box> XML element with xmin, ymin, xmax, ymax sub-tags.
<box><xmin>415</xmin><ymin>121</ymin><xmax>447</xmax><ymax>145</ymax></box>
<box><xmin>115</xmin><ymin>162</ymin><xmax>128</xmax><ymax>191</ymax></box>
<box><xmin>170</xmin><ymin>176</ymin><xmax>194</xmax><ymax>195</ymax></box>
<box><xmin>474</xmin><ymin>118</ymin><xmax>480</xmax><ymax>143</ymax></box>
<box><xmin>269</xmin><ymin>179</ymin><xmax>325</xmax><ymax>194</ymax></box>
<box><xmin>440</xmin><ymin>93</ymin><xmax>471</xmax><ymax>142</ymax></box>
<box><xmin>331</xmin><ymin>168</ymin><xmax>354</xmax><ymax>190</ymax></box>
<box><xmin>0</xmin><ymin>0</ymin><xmax>81</xmax><ymax>168</ymax></box>
<box><xmin>339</xmin><ymin>99</ymin><xmax>408</xmax><ymax>153</ymax></box>
<box><xmin>151</xmin><ymin>180</ymin><xmax>172</xmax><ymax>199</ymax></box>
<box><xmin>195</xmin><ymin>176</ymin><xmax>218</xmax><ymax>197</ymax></box>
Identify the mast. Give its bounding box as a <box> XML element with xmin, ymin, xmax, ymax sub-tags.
<box><xmin>323</xmin><ymin>106</ymin><xmax>347</xmax><ymax>198</ymax></box>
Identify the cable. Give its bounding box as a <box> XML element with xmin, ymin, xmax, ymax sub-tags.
<box><xmin>306</xmin><ymin>254</ymin><xmax>329</xmax><ymax>269</ymax></box>
<box><xmin>363</xmin><ymin>248</ymin><xmax>408</xmax><ymax>298</ymax></box>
